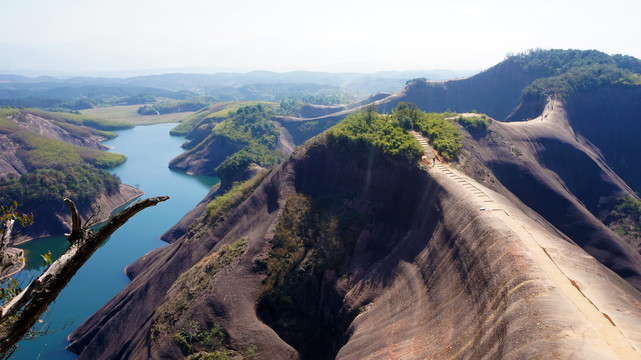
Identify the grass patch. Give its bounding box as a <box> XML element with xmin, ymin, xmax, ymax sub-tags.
<box><xmin>15</xmin><ymin>133</ymin><xmax>83</xmax><ymax>168</ymax></box>
<box><xmin>152</xmin><ymin>239</ymin><xmax>247</xmax><ymax>355</ymax></box>
<box><xmin>13</xmin><ymin>132</ymin><xmax>126</xmax><ymax>169</ymax></box>
<box><xmin>25</xmin><ymin>109</ymin><xmax>132</xmax><ymax>131</ymax></box>
<box><xmin>206</xmin><ymin>172</ymin><xmax>268</xmax><ymax>221</ymax></box>
<box><xmin>0</xmin><ymin>108</ymin><xmax>19</xmax><ymax>118</ymax></box>
<box><xmin>81</xmin><ymin>105</ymin><xmax>195</xmax><ymax>126</ymax></box>
<box><xmin>137</xmin><ymin>97</ymin><xmax>216</xmax><ymax>116</ymax></box>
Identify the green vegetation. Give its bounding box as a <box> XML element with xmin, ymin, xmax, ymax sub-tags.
<box><xmin>169</xmin><ymin>101</ymin><xmax>274</xmax><ymax>136</ymax></box>
<box><xmin>607</xmin><ymin>195</ymin><xmax>641</xmax><ymax>240</ymax></box>
<box><xmin>171</xmin><ymin>318</ymin><xmax>231</xmax><ymax>357</ymax></box>
<box><xmin>458</xmin><ymin>116</ymin><xmax>488</xmax><ymax>133</ymax></box>
<box><xmin>507</xmin><ymin>49</ymin><xmax>623</xmax><ymax>74</ymax></box>
<box><xmin>204</xmin><ymin>104</ymin><xmax>284</xmax><ymax>180</ymax></box>
<box><xmin>137</xmin><ymin>97</ymin><xmax>217</xmax><ymax>115</ymax></box>
<box><xmin>280</xmin><ymin>90</ymin><xmax>356</xmax><ymax>106</ymax></box>
<box><xmin>391</xmin><ymin>102</ymin><xmax>462</xmax><ymax>160</ymax></box>
<box><xmin>0</xmin><ymin>108</ymin><xmax>19</xmax><ymax>119</ymax></box>
<box><xmin>327</xmin><ymin>107</ymin><xmax>423</xmax><ymax>161</ymax></box>
<box><xmin>0</xmin><ymin>109</ymin><xmax>126</xmax><ymax>210</ymax></box>
<box><xmin>503</xmin><ymin>49</ymin><xmax>641</xmax><ymax>100</ymax></box>
<box><xmin>0</xmin><ymin>165</ymin><xmax>120</xmax><ymax>207</ymax></box>
<box><xmin>13</xmin><ymin>133</ymin><xmax>125</xmax><ymax>169</ymax></box>
<box><xmin>215</xmin><ymin>144</ymin><xmax>286</xmax><ymax>181</ymax></box>
<box><xmin>25</xmin><ymin>109</ymin><xmax>132</xmax><ymax>131</ymax></box>
<box><xmin>152</xmin><ymin>239</ymin><xmax>248</xmax><ymax>356</ymax></box>
<box><xmin>206</xmin><ymin>173</ymin><xmax>268</xmax><ymax>221</ymax></box>
<box><xmin>211</xmin><ymin>104</ymin><xmax>279</xmax><ymax>146</ymax></box>
<box><xmin>417</xmin><ymin>114</ymin><xmax>462</xmax><ymax>161</ymax></box>
<box><xmin>257</xmin><ymin>194</ymin><xmax>366</xmax><ymax>357</ymax></box>
<box><xmin>260</xmin><ymin>195</ymin><xmax>346</xmax><ymax>295</ymax></box>
<box><xmin>81</xmin><ymin>150</ymin><xmax>126</xmax><ymax>169</ymax></box>
<box><xmin>277</xmin><ymin>99</ymin><xmax>302</xmax><ymax>115</ymax></box>
<box><xmin>522</xmin><ymin>64</ymin><xmax>641</xmax><ymax>99</ymax></box>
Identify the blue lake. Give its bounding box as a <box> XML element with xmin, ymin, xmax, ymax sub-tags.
<box><xmin>14</xmin><ymin>123</ymin><xmax>218</xmax><ymax>359</ymax></box>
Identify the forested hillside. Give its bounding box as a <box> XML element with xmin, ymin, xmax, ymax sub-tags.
<box><xmin>0</xmin><ymin>108</ymin><xmax>137</xmax><ymax>239</ymax></box>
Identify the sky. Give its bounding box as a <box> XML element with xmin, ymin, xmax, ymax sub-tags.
<box><xmin>1</xmin><ymin>0</ymin><xmax>640</xmax><ymax>76</ymax></box>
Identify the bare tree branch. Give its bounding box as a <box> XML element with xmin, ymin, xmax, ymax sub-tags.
<box><xmin>1</xmin><ymin>220</ymin><xmax>14</xmax><ymax>250</ymax></box>
<box><xmin>63</xmin><ymin>198</ymin><xmax>82</xmax><ymax>244</ymax></box>
<box><xmin>0</xmin><ymin>196</ymin><xmax>169</xmax><ymax>354</ymax></box>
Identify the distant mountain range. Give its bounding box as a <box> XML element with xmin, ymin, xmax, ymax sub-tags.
<box><xmin>0</xmin><ymin>69</ymin><xmax>475</xmax><ymax>109</ymax></box>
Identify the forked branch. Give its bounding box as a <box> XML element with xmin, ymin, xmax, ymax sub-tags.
<box><xmin>0</xmin><ymin>196</ymin><xmax>169</xmax><ymax>355</ymax></box>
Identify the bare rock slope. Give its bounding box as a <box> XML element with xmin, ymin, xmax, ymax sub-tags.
<box><xmin>68</xmin><ymin>132</ymin><xmax>641</xmax><ymax>359</ymax></box>
<box><xmin>456</xmin><ymin>98</ymin><xmax>641</xmax><ymax>290</ymax></box>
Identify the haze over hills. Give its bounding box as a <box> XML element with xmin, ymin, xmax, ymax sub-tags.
<box><xmin>0</xmin><ymin>69</ymin><xmax>474</xmax><ymax>111</ymax></box>
<box><xmin>59</xmin><ymin>49</ymin><xmax>641</xmax><ymax>359</ymax></box>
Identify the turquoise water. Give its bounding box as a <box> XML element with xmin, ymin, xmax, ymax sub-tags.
<box><xmin>14</xmin><ymin>123</ymin><xmax>218</xmax><ymax>359</ymax></box>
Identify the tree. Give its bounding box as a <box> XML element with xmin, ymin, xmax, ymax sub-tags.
<box><xmin>0</xmin><ymin>196</ymin><xmax>169</xmax><ymax>357</ymax></box>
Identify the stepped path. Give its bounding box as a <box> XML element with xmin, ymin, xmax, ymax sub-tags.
<box><xmin>410</xmin><ymin>130</ymin><xmax>641</xmax><ymax>359</ymax></box>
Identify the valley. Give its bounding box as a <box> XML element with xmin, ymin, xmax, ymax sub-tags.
<box><xmin>11</xmin><ymin>124</ymin><xmax>218</xmax><ymax>359</ymax></box>
<box><xmin>3</xmin><ymin>49</ymin><xmax>641</xmax><ymax>359</ymax></box>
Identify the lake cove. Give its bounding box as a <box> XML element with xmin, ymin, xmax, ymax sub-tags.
<box><xmin>15</xmin><ymin>123</ymin><xmax>218</xmax><ymax>360</ymax></box>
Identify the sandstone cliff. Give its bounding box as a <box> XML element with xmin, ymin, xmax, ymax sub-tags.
<box><xmin>68</xmin><ymin>134</ymin><xmax>641</xmax><ymax>359</ymax></box>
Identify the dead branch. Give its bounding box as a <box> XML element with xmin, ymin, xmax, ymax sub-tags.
<box><xmin>0</xmin><ymin>195</ymin><xmax>169</xmax><ymax>355</ymax></box>
<box><xmin>63</xmin><ymin>198</ymin><xmax>83</xmax><ymax>244</ymax></box>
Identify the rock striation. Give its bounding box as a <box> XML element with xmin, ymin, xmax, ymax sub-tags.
<box><xmin>68</xmin><ymin>133</ymin><xmax>641</xmax><ymax>359</ymax></box>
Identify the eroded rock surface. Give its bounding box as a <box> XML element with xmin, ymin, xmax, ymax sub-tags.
<box><xmin>68</xmin><ymin>134</ymin><xmax>641</xmax><ymax>359</ymax></box>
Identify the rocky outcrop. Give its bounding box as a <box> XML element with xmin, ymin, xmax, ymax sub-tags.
<box><xmin>68</xmin><ymin>135</ymin><xmax>641</xmax><ymax>359</ymax></box>
<box><xmin>168</xmin><ymin>134</ymin><xmax>245</xmax><ymax>175</ymax></box>
<box><xmin>16</xmin><ymin>112</ymin><xmax>109</xmax><ymax>150</ymax></box>
<box><xmin>563</xmin><ymin>87</ymin><xmax>641</xmax><ymax>194</ymax></box>
<box><xmin>456</xmin><ymin>98</ymin><xmax>641</xmax><ymax>290</ymax></box>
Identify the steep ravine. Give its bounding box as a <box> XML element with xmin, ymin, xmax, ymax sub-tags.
<box><xmin>68</xmin><ymin>135</ymin><xmax>641</xmax><ymax>359</ymax></box>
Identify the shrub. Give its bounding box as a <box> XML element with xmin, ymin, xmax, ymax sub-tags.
<box><xmin>327</xmin><ymin>108</ymin><xmax>423</xmax><ymax>161</ymax></box>
<box><xmin>206</xmin><ymin>172</ymin><xmax>268</xmax><ymax>220</ymax></box>
<box><xmin>458</xmin><ymin>116</ymin><xmax>488</xmax><ymax>132</ymax></box>
<box><xmin>215</xmin><ymin>144</ymin><xmax>286</xmax><ymax>181</ymax></box>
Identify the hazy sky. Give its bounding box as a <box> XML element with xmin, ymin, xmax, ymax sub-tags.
<box><xmin>1</xmin><ymin>0</ymin><xmax>640</xmax><ymax>75</ymax></box>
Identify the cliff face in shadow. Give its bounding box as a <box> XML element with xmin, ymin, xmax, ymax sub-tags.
<box><xmin>563</xmin><ymin>87</ymin><xmax>641</xmax><ymax>194</ymax></box>
<box><xmin>68</xmin><ymin>133</ymin><xmax>641</xmax><ymax>359</ymax></box>
<box><xmin>375</xmin><ymin>61</ymin><xmax>551</xmax><ymax>120</ymax></box>
<box><xmin>455</xmin><ymin>95</ymin><xmax>641</xmax><ymax>290</ymax></box>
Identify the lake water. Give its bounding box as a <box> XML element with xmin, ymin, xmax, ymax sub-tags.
<box><xmin>14</xmin><ymin>123</ymin><xmax>218</xmax><ymax>359</ymax></box>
